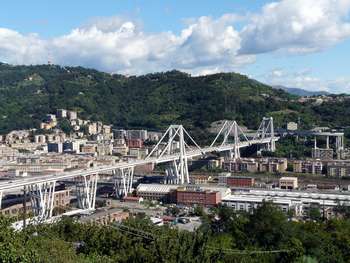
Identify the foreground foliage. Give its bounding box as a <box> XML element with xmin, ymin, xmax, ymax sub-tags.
<box><xmin>1</xmin><ymin>203</ymin><xmax>350</xmax><ymax>262</ymax></box>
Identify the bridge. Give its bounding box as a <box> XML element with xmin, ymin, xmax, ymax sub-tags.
<box><xmin>0</xmin><ymin>117</ymin><xmax>278</xmax><ymax>225</ymax></box>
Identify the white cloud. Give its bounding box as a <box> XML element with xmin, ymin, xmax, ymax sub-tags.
<box><xmin>0</xmin><ymin>1</ymin><xmax>349</xmax><ymax>93</ymax></box>
<box><xmin>0</xmin><ymin>15</ymin><xmax>251</xmax><ymax>75</ymax></box>
<box><xmin>240</xmin><ymin>0</ymin><xmax>350</xmax><ymax>54</ymax></box>
<box><xmin>0</xmin><ymin>28</ymin><xmax>48</xmax><ymax>65</ymax></box>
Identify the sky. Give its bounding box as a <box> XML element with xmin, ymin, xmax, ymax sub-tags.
<box><xmin>0</xmin><ymin>0</ymin><xmax>350</xmax><ymax>93</ymax></box>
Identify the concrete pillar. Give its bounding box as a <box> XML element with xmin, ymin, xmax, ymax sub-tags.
<box><xmin>326</xmin><ymin>136</ymin><xmax>329</xmax><ymax>149</ymax></box>
<box><xmin>314</xmin><ymin>137</ymin><xmax>317</xmax><ymax>149</ymax></box>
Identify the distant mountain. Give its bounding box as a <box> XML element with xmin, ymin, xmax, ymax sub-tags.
<box><xmin>0</xmin><ymin>63</ymin><xmax>350</xmax><ymax>137</ymax></box>
<box><xmin>273</xmin><ymin>85</ymin><xmax>330</xmax><ymax>96</ymax></box>
<box><xmin>0</xmin><ymin>64</ymin><xmax>296</xmax><ymax>134</ymax></box>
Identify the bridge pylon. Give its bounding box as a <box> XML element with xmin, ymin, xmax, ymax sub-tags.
<box><xmin>210</xmin><ymin>120</ymin><xmax>249</xmax><ymax>159</ymax></box>
<box><xmin>146</xmin><ymin>125</ymin><xmax>203</xmax><ymax>184</ymax></box>
<box><xmin>253</xmin><ymin>117</ymin><xmax>276</xmax><ymax>152</ymax></box>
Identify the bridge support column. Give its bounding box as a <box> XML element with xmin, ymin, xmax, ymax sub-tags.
<box><xmin>113</xmin><ymin>167</ymin><xmax>134</xmax><ymax>198</ymax></box>
<box><xmin>336</xmin><ymin>135</ymin><xmax>344</xmax><ymax>152</ymax></box>
<box><xmin>0</xmin><ymin>191</ymin><xmax>2</xmax><ymax>210</ymax></box>
<box><xmin>269</xmin><ymin>117</ymin><xmax>276</xmax><ymax>152</ymax></box>
<box><xmin>29</xmin><ymin>181</ymin><xmax>56</xmax><ymax>221</ymax></box>
<box><xmin>76</xmin><ymin>174</ymin><xmax>98</xmax><ymax>210</ymax></box>
<box><xmin>165</xmin><ymin>159</ymin><xmax>189</xmax><ymax>184</ymax></box>
<box><xmin>232</xmin><ymin>122</ymin><xmax>241</xmax><ymax>159</ymax></box>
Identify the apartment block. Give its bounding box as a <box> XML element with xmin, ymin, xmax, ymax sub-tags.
<box><xmin>327</xmin><ymin>162</ymin><xmax>350</xmax><ymax>177</ymax></box>
<box><xmin>293</xmin><ymin>160</ymin><xmax>323</xmax><ymax>175</ymax></box>
<box><xmin>222</xmin><ymin>157</ymin><xmax>287</xmax><ymax>173</ymax></box>
<box><xmin>222</xmin><ymin>158</ymin><xmax>258</xmax><ymax>173</ymax></box>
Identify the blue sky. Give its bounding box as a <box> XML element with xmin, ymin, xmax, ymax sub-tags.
<box><xmin>0</xmin><ymin>0</ymin><xmax>350</xmax><ymax>93</ymax></box>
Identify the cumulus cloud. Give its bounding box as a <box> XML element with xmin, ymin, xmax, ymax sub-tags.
<box><xmin>0</xmin><ymin>15</ymin><xmax>251</xmax><ymax>75</ymax></box>
<box><xmin>0</xmin><ymin>28</ymin><xmax>48</xmax><ymax>65</ymax></box>
<box><xmin>0</xmin><ymin>0</ymin><xmax>350</xmax><ymax>90</ymax></box>
<box><xmin>240</xmin><ymin>0</ymin><xmax>350</xmax><ymax>54</ymax></box>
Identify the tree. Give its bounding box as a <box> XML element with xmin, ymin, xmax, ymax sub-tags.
<box><xmin>308</xmin><ymin>206</ymin><xmax>322</xmax><ymax>222</ymax></box>
<box><xmin>57</xmin><ymin>119</ymin><xmax>73</xmax><ymax>134</ymax></box>
<box><xmin>246</xmin><ymin>202</ymin><xmax>291</xmax><ymax>248</ymax></box>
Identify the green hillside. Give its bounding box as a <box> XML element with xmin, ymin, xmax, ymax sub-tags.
<box><xmin>0</xmin><ymin>63</ymin><xmax>348</xmax><ymax>135</ymax></box>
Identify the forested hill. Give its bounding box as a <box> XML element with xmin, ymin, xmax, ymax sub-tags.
<box><xmin>0</xmin><ymin>63</ymin><xmax>349</xmax><ymax>134</ymax></box>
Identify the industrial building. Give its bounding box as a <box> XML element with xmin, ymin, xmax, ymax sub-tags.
<box><xmin>222</xmin><ymin>189</ymin><xmax>350</xmax><ymax>219</ymax></box>
<box><xmin>176</xmin><ymin>186</ymin><xmax>221</xmax><ymax>207</ymax></box>
<box><xmin>136</xmin><ymin>184</ymin><xmax>231</xmax><ymax>205</ymax></box>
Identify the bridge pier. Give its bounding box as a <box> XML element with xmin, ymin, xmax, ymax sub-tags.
<box><xmin>165</xmin><ymin>159</ymin><xmax>189</xmax><ymax>184</ymax></box>
<box><xmin>76</xmin><ymin>174</ymin><xmax>98</xmax><ymax>210</ymax></box>
<box><xmin>113</xmin><ymin>167</ymin><xmax>134</xmax><ymax>198</ymax></box>
<box><xmin>29</xmin><ymin>181</ymin><xmax>56</xmax><ymax>222</ymax></box>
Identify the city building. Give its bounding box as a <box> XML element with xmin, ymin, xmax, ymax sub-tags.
<box><xmin>136</xmin><ymin>184</ymin><xmax>178</xmax><ymax>202</ymax></box>
<box><xmin>223</xmin><ymin>189</ymin><xmax>350</xmax><ymax>219</ymax></box>
<box><xmin>287</xmin><ymin>122</ymin><xmax>298</xmax><ymax>131</ymax></box>
<box><xmin>63</xmin><ymin>141</ymin><xmax>81</xmax><ymax>153</ymax></box>
<box><xmin>127</xmin><ymin>139</ymin><xmax>143</xmax><ymax>148</ymax></box>
<box><xmin>136</xmin><ymin>184</ymin><xmax>231</xmax><ymax>204</ymax></box>
<box><xmin>227</xmin><ymin>176</ymin><xmax>255</xmax><ymax>188</ymax></box>
<box><xmin>81</xmin><ymin>144</ymin><xmax>97</xmax><ymax>155</ymax></box>
<box><xmin>48</xmin><ymin>143</ymin><xmax>63</xmax><ymax>153</ymax></box>
<box><xmin>189</xmin><ymin>174</ymin><xmax>212</xmax><ymax>185</ymax></box>
<box><xmin>113</xmin><ymin>145</ymin><xmax>128</xmax><ymax>156</ymax></box>
<box><xmin>34</xmin><ymin>135</ymin><xmax>46</xmax><ymax>144</ymax></box>
<box><xmin>56</xmin><ymin>109</ymin><xmax>67</xmax><ymax>118</ymax></box>
<box><xmin>147</xmin><ymin>132</ymin><xmax>162</xmax><ymax>141</ymax></box>
<box><xmin>126</xmin><ymin>130</ymin><xmax>148</xmax><ymax>141</ymax></box>
<box><xmin>327</xmin><ymin>162</ymin><xmax>350</xmax><ymax>177</ymax></box>
<box><xmin>293</xmin><ymin>160</ymin><xmax>323</xmax><ymax>175</ymax></box>
<box><xmin>222</xmin><ymin>158</ymin><xmax>258</xmax><ymax>173</ymax></box>
<box><xmin>223</xmin><ymin>195</ymin><xmax>296</xmax><ymax>214</ymax></box>
<box><xmin>128</xmin><ymin>148</ymin><xmax>148</xmax><ymax>159</ymax></box>
<box><xmin>222</xmin><ymin>158</ymin><xmax>287</xmax><ymax>174</ymax></box>
<box><xmin>67</xmin><ymin>110</ymin><xmax>78</xmax><ymax>120</ymax></box>
<box><xmin>79</xmin><ymin>209</ymin><xmax>129</xmax><ymax>225</ymax></box>
<box><xmin>176</xmin><ymin>186</ymin><xmax>220</xmax><ymax>207</ymax></box>
<box><xmin>279</xmin><ymin>177</ymin><xmax>298</xmax><ymax>189</ymax></box>
<box><xmin>218</xmin><ymin>173</ymin><xmax>255</xmax><ymax>188</ymax></box>
<box><xmin>88</xmin><ymin>122</ymin><xmax>98</xmax><ymax>135</ymax></box>
<box><xmin>259</xmin><ymin>158</ymin><xmax>288</xmax><ymax>173</ymax></box>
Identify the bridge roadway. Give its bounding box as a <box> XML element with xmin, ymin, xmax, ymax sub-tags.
<box><xmin>0</xmin><ymin>137</ymin><xmax>277</xmax><ymax>192</ymax></box>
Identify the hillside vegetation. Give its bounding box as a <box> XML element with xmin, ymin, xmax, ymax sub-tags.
<box><xmin>0</xmin><ymin>63</ymin><xmax>348</xmax><ymax>135</ymax></box>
